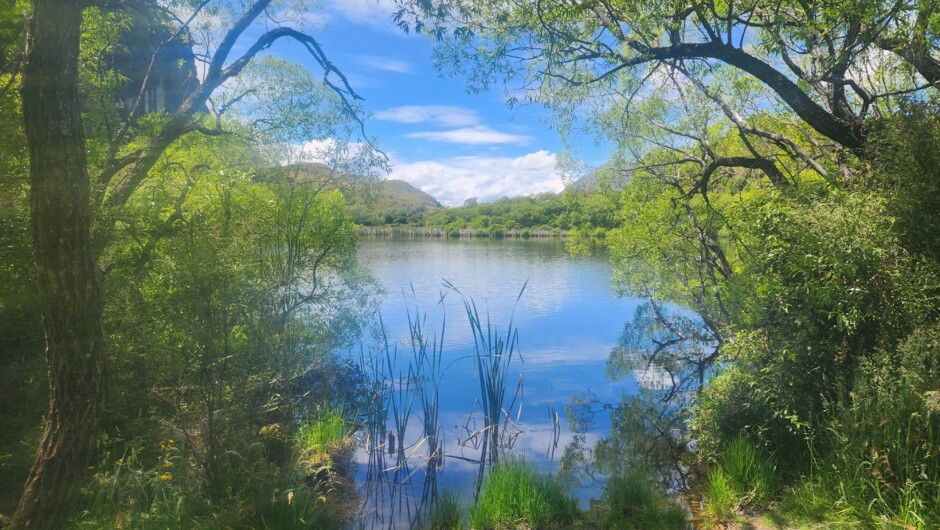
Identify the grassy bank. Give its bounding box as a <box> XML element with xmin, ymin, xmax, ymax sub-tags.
<box><xmin>422</xmin><ymin>461</ymin><xmax>687</xmax><ymax>530</ymax></box>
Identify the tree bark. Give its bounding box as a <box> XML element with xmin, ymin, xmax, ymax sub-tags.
<box><xmin>10</xmin><ymin>0</ymin><xmax>107</xmax><ymax>528</ymax></box>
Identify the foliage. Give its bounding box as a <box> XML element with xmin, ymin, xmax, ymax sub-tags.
<box><xmin>379</xmin><ymin>188</ymin><xmax>622</xmax><ymax>239</ymax></box>
<box><xmin>468</xmin><ymin>460</ymin><xmax>579</xmax><ymax>530</ymax></box>
<box><xmin>73</xmin><ymin>436</ymin><xmax>346</xmax><ymax>530</ymax></box>
<box><xmin>0</xmin><ymin>67</ymin><xmax>41</xmax><ymax>517</ymax></box>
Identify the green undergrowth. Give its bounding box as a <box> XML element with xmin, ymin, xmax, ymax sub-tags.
<box><xmin>296</xmin><ymin>407</ymin><xmax>353</xmax><ymax>475</ymax></box>
<box><xmin>700</xmin><ymin>323</ymin><xmax>940</xmax><ymax>529</ymax></box>
<box><xmin>70</xmin><ymin>410</ymin><xmax>359</xmax><ymax>530</ymax></box>
<box><xmin>71</xmin><ymin>442</ymin><xmax>346</xmax><ymax>529</ymax></box>
<box><xmin>596</xmin><ymin>472</ymin><xmax>687</xmax><ymax>530</ymax></box>
<box><xmin>704</xmin><ymin>436</ymin><xmax>777</xmax><ymax>522</ymax></box>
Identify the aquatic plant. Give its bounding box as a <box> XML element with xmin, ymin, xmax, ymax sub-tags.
<box><xmin>454</xmin><ymin>280</ymin><xmax>526</xmax><ymax>468</ymax></box>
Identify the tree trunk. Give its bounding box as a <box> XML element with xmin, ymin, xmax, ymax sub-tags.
<box><xmin>10</xmin><ymin>0</ymin><xmax>107</xmax><ymax>528</ymax></box>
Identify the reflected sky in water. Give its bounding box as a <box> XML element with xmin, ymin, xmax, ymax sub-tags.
<box><xmin>347</xmin><ymin>238</ymin><xmax>650</xmax><ymax>527</ymax></box>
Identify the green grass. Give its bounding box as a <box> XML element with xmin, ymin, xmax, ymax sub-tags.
<box><xmin>468</xmin><ymin>460</ymin><xmax>579</xmax><ymax>529</ymax></box>
<box><xmin>427</xmin><ymin>490</ymin><xmax>463</xmax><ymax>530</ymax></box>
<box><xmin>704</xmin><ymin>468</ymin><xmax>737</xmax><ymax>521</ymax></box>
<box><xmin>598</xmin><ymin>472</ymin><xmax>687</xmax><ymax>530</ymax></box>
<box><xmin>297</xmin><ymin>408</ymin><xmax>347</xmax><ymax>451</ymax></box>
<box><xmin>72</xmin><ymin>444</ymin><xmax>346</xmax><ymax>530</ymax></box>
<box><xmin>702</xmin><ymin>436</ymin><xmax>777</xmax><ymax>522</ymax></box>
<box><xmin>722</xmin><ymin>436</ymin><xmax>777</xmax><ymax>506</ymax></box>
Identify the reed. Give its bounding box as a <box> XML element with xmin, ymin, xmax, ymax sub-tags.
<box><xmin>456</xmin><ymin>280</ymin><xmax>526</xmax><ymax>468</ymax></box>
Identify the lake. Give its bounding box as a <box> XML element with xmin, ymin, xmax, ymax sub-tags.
<box><xmin>345</xmin><ymin>237</ymin><xmax>702</xmax><ymax>528</ymax></box>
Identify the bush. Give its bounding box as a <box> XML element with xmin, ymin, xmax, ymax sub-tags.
<box><xmin>814</xmin><ymin>323</ymin><xmax>940</xmax><ymax>527</ymax></box>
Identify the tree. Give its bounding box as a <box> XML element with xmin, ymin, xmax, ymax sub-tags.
<box><xmin>12</xmin><ymin>0</ymin><xmax>375</xmax><ymax>526</ymax></box>
<box><xmin>396</xmin><ymin>0</ymin><xmax>939</xmax><ymax>187</ymax></box>
<box><xmin>12</xmin><ymin>3</ymin><xmax>105</xmax><ymax>527</ymax></box>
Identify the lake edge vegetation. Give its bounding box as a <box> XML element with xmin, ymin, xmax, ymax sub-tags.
<box><xmin>2</xmin><ymin>0</ymin><xmax>940</xmax><ymax>528</ymax></box>
<box><xmin>395</xmin><ymin>1</ymin><xmax>940</xmax><ymax>528</ymax></box>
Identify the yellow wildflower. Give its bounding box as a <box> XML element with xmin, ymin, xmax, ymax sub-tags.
<box><xmin>159</xmin><ymin>473</ymin><xmax>173</xmax><ymax>481</ymax></box>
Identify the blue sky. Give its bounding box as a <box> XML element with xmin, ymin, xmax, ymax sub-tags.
<box><xmin>261</xmin><ymin>0</ymin><xmax>609</xmax><ymax>205</ymax></box>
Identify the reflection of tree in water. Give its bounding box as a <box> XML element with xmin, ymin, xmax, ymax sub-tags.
<box><xmin>561</xmin><ymin>301</ymin><xmax>719</xmax><ymax>492</ymax></box>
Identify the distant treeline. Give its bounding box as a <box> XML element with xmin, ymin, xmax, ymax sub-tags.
<box><xmin>358</xmin><ymin>225</ymin><xmax>565</xmax><ymax>239</ymax></box>
<box><xmin>353</xmin><ymin>189</ymin><xmax>623</xmax><ymax>239</ymax></box>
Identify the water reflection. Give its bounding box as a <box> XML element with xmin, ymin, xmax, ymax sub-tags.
<box><xmin>560</xmin><ymin>301</ymin><xmax>718</xmax><ymax>494</ymax></box>
<box><xmin>345</xmin><ymin>238</ymin><xmax>712</xmax><ymax>528</ymax></box>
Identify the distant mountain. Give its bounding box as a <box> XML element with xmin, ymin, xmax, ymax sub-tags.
<box><xmin>283</xmin><ymin>162</ymin><xmax>440</xmax><ymax>225</ymax></box>
<box><xmin>568</xmin><ymin>163</ymin><xmax>632</xmax><ymax>192</ymax></box>
<box><xmin>373</xmin><ymin>180</ymin><xmax>441</xmax><ymax>211</ymax></box>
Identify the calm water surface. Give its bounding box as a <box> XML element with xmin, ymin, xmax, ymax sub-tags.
<box><xmin>348</xmin><ymin>237</ymin><xmax>666</xmax><ymax>527</ymax></box>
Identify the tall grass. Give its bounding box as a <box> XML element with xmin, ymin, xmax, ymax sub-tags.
<box><xmin>468</xmin><ymin>460</ymin><xmax>578</xmax><ymax>530</ymax></box>
<box><xmin>598</xmin><ymin>471</ymin><xmax>688</xmax><ymax>530</ymax></box>
<box><xmin>768</xmin><ymin>327</ymin><xmax>940</xmax><ymax>529</ymax></box>
<box><xmin>704</xmin><ymin>436</ymin><xmax>777</xmax><ymax>521</ymax></box>
<box><xmin>297</xmin><ymin>408</ymin><xmax>346</xmax><ymax>452</ymax></box>
<box><xmin>426</xmin><ymin>490</ymin><xmax>463</xmax><ymax>530</ymax></box>
<box><xmin>722</xmin><ymin>436</ymin><xmax>777</xmax><ymax>506</ymax></box>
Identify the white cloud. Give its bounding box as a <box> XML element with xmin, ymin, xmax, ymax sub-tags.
<box><xmin>324</xmin><ymin>0</ymin><xmax>398</xmax><ymax>28</ymax></box>
<box><xmin>408</xmin><ymin>126</ymin><xmax>533</xmax><ymax>146</ymax></box>
<box><xmin>389</xmin><ymin>150</ymin><xmax>564</xmax><ymax>206</ymax></box>
<box><xmin>632</xmin><ymin>367</ymin><xmax>675</xmax><ymax>390</ymax></box>
<box><xmin>355</xmin><ymin>55</ymin><xmax>414</xmax><ymax>74</ymax></box>
<box><xmin>376</xmin><ymin>105</ymin><xmax>480</xmax><ymax>127</ymax></box>
<box><xmin>294</xmin><ymin>138</ymin><xmax>337</xmax><ymax>163</ymax></box>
